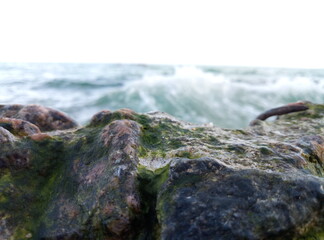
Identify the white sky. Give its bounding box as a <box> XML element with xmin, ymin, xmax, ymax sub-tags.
<box><xmin>0</xmin><ymin>0</ymin><xmax>324</xmax><ymax>68</ymax></box>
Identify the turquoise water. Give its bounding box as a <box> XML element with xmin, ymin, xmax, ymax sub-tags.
<box><xmin>0</xmin><ymin>63</ymin><xmax>323</xmax><ymax>128</ymax></box>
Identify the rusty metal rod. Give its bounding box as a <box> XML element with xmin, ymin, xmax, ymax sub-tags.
<box><xmin>250</xmin><ymin>102</ymin><xmax>309</xmax><ymax>126</ymax></box>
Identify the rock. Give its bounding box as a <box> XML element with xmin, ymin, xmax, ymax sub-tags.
<box><xmin>33</xmin><ymin>119</ymin><xmax>142</xmax><ymax>239</ymax></box>
<box><xmin>157</xmin><ymin>158</ymin><xmax>324</xmax><ymax>239</ymax></box>
<box><xmin>29</xmin><ymin>133</ymin><xmax>52</xmax><ymax>141</ymax></box>
<box><xmin>0</xmin><ymin>102</ymin><xmax>323</xmax><ymax>239</ymax></box>
<box><xmin>89</xmin><ymin>108</ymin><xmax>136</xmax><ymax>127</ymax></box>
<box><xmin>0</xmin><ymin>116</ymin><xmax>142</xmax><ymax>239</ymax></box>
<box><xmin>0</xmin><ymin>104</ymin><xmax>78</xmax><ymax>131</ymax></box>
<box><xmin>0</xmin><ymin>127</ymin><xmax>16</xmax><ymax>143</ymax></box>
<box><xmin>0</xmin><ymin>118</ymin><xmax>41</xmax><ymax>137</ymax></box>
<box><xmin>138</xmin><ymin>103</ymin><xmax>324</xmax><ymax>240</ymax></box>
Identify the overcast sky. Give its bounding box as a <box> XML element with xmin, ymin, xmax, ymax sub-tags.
<box><xmin>0</xmin><ymin>0</ymin><xmax>323</xmax><ymax>68</ymax></box>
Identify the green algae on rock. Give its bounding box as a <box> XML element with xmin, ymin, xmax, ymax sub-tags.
<box><xmin>0</xmin><ymin>103</ymin><xmax>324</xmax><ymax>239</ymax></box>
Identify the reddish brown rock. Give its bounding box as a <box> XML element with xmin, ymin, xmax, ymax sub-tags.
<box><xmin>0</xmin><ymin>104</ymin><xmax>24</xmax><ymax>117</ymax></box>
<box><xmin>0</xmin><ymin>118</ymin><xmax>41</xmax><ymax>137</ymax></box>
<box><xmin>90</xmin><ymin>108</ymin><xmax>136</xmax><ymax>127</ymax></box>
<box><xmin>0</xmin><ymin>127</ymin><xmax>16</xmax><ymax>143</ymax></box>
<box><xmin>89</xmin><ymin>110</ymin><xmax>112</xmax><ymax>126</ymax></box>
<box><xmin>0</xmin><ymin>104</ymin><xmax>78</xmax><ymax>131</ymax></box>
<box><xmin>29</xmin><ymin>133</ymin><xmax>52</xmax><ymax>141</ymax></box>
<box><xmin>0</xmin><ymin>150</ymin><xmax>30</xmax><ymax>169</ymax></box>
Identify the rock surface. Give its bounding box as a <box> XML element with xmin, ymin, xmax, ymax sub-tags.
<box><xmin>0</xmin><ymin>104</ymin><xmax>78</xmax><ymax>131</ymax></box>
<box><xmin>0</xmin><ymin>102</ymin><xmax>323</xmax><ymax>239</ymax></box>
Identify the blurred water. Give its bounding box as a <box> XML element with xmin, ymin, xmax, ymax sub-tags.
<box><xmin>0</xmin><ymin>63</ymin><xmax>323</xmax><ymax>128</ymax></box>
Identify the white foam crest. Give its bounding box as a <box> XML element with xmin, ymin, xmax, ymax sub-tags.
<box><xmin>1</xmin><ymin>64</ymin><xmax>323</xmax><ymax>128</ymax></box>
<box><xmin>270</xmin><ymin>76</ymin><xmax>324</xmax><ymax>92</ymax></box>
<box><xmin>235</xmin><ymin>74</ymin><xmax>324</xmax><ymax>93</ymax></box>
<box><xmin>117</xmin><ymin>65</ymin><xmax>324</xmax><ymax>127</ymax></box>
<box><xmin>123</xmin><ymin>66</ymin><xmax>228</xmax><ymax>94</ymax></box>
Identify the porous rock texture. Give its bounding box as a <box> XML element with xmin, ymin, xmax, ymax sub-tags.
<box><xmin>0</xmin><ymin>103</ymin><xmax>323</xmax><ymax>240</ymax></box>
<box><xmin>0</xmin><ymin>104</ymin><xmax>78</xmax><ymax>131</ymax></box>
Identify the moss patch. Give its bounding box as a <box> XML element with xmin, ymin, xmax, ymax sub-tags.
<box><xmin>298</xmin><ymin>228</ymin><xmax>324</xmax><ymax>240</ymax></box>
<box><xmin>0</xmin><ymin>136</ymin><xmax>67</xmax><ymax>239</ymax></box>
<box><xmin>136</xmin><ymin>164</ymin><xmax>170</xmax><ymax>239</ymax></box>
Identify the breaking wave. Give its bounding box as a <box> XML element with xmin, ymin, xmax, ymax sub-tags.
<box><xmin>0</xmin><ymin>63</ymin><xmax>323</xmax><ymax>128</ymax></box>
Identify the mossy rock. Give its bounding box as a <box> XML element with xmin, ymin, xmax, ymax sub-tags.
<box><xmin>0</xmin><ymin>103</ymin><xmax>323</xmax><ymax>239</ymax></box>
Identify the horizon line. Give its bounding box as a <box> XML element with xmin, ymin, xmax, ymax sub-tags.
<box><xmin>1</xmin><ymin>61</ymin><xmax>323</xmax><ymax>70</ymax></box>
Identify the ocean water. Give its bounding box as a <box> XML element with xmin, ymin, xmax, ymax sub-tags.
<box><xmin>0</xmin><ymin>63</ymin><xmax>323</xmax><ymax>129</ymax></box>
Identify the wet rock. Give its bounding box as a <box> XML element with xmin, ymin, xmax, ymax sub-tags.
<box><xmin>0</xmin><ymin>118</ymin><xmax>41</xmax><ymax>137</ymax></box>
<box><xmin>0</xmin><ymin>104</ymin><xmax>24</xmax><ymax>117</ymax></box>
<box><xmin>0</xmin><ymin>104</ymin><xmax>78</xmax><ymax>131</ymax></box>
<box><xmin>29</xmin><ymin>133</ymin><xmax>52</xmax><ymax>141</ymax></box>
<box><xmin>0</xmin><ymin>103</ymin><xmax>323</xmax><ymax>239</ymax></box>
<box><xmin>89</xmin><ymin>108</ymin><xmax>136</xmax><ymax>127</ymax></box>
<box><xmin>157</xmin><ymin>158</ymin><xmax>324</xmax><ymax>240</ymax></box>
<box><xmin>138</xmin><ymin>102</ymin><xmax>324</xmax><ymax>240</ymax></box>
<box><xmin>0</xmin><ymin>117</ymin><xmax>142</xmax><ymax>239</ymax></box>
<box><xmin>0</xmin><ymin>127</ymin><xmax>16</xmax><ymax>143</ymax></box>
<box><xmin>0</xmin><ymin>149</ymin><xmax>30</xmax><ymax>169</ymax></box>
<box><xmin>89</xmin><ymin>109</ymin><xmax>112</xmax><ymax>126</ymax></box>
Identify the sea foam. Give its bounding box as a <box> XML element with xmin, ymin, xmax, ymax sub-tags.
<box><xmin>0</xmin><ymin>63</ymin><xmax>323</xmax><ymax>128</ymax></box>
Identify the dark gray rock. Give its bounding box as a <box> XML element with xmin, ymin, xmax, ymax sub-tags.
<box><xmin>157</xmin><ymin>158</ymin><xmax>324</xmax><ymax>240</ymax></box>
